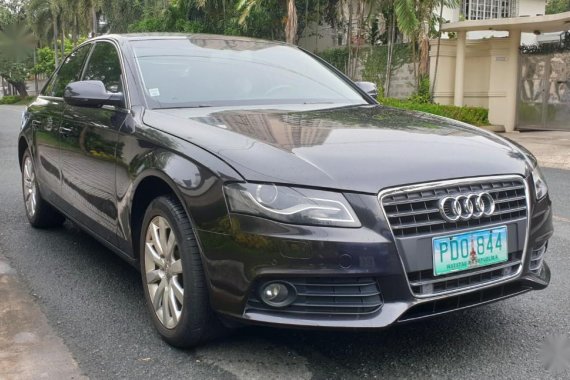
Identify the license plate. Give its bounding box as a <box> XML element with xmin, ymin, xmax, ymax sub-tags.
<box><xmin>432</xmin><ymin>226</ymin><xmax>508</xmax><ymax>276</ymax></box>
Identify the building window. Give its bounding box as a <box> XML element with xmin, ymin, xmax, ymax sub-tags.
<box><xmin>462</xmin><ymin>0</ymin><xmax>517</xmax><ymax>20</ymax></box>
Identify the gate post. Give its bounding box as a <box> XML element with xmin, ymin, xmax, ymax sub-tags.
<box><xmin>505</xmin><ymin>29</ymin><xmax>521</xmax><ymax>132</ymax></box>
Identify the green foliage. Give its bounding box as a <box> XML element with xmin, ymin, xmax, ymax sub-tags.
<box><xmin>379</xmin><ymin>98</ymin><xmax>489</xmax><ymax>126</ymax></box>
<box><xmin>30</xmin><ymin>46</ymin><xmax>55</xmax><ymax>75</ymax></box>
<box><xmin>0</xmin><ymin>95</ymin><xmax>35</xmax><ymax>104</ymax></box>
<box><xmin>317</xmin><ymin>48</ymin><xmax>349</xmax><ymax>73</ymax></box>
<box><xmin>361</xmin><ymin>44</ymin><xmax>412</xmax><ymax>88</ymax></box>
<box><xmin>318</xmin><ymin>44</ymin><xmax>412</xmax><ymax>91</ymax></box>
<box><xmin>409</xmin><ymin>75</ymin><xmax>430</xmax><ymax>103</ymax></box>
<box><xmin>546</xmin><ymin>0</ymin><xmax>570</xmax><ymax>14</ymax></box>
<box><xmin>30</xmin><ymin>38</ymin><xmax>86</xmax><ymax>76</ymax></box>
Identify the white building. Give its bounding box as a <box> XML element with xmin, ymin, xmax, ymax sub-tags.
<box><xmin>440</xmin><ymin>0</ymin><xmax>547</xmax><ymax>44</ymax></box>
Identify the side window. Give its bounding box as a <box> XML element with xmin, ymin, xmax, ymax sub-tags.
<box><xmin>82</xmin><ymin>42</ymin><xmax>123</xmax><ymax>94</ymax></box>
<box><xmin>48</xmin><ymin>44</ymin><xmax>92</xmax><ymax>97</ymax></box>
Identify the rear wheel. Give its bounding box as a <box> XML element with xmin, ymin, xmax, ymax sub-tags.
<box><xmin>21</xmin><ymin>149</ymin><xmax>65</xmax><ymax>228</ymax></box>
<box><xmin>140</xmin><ymin>195</ymin><xmax>226</xmax><ymax>347</ymax></box>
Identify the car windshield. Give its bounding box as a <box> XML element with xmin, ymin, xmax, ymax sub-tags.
<box><xmin>131</xmin><ymin>37</ymin><xmax>368</xmax><ymax>109</ymax></box>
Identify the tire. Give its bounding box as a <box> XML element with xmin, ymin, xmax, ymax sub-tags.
<box><xmin>21</xmin><ymin>149</ymin><xmax>65</xmax><ymax>228</ymax></box>
<box><xmin>140</xmin><ymin>195</ymin><xmax>226</xmax><ymax>347</ymax></box>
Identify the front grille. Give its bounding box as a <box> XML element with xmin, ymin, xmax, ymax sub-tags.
<box><xmin>530</xmin><ymin>242</ymin><xmax>548</xmax><ymax>274</ymax></box>
<box><xmin>246</xmin><ymin>277</ymin><xmax>383</xmax><ymax>316</ymax></box>
<box><xmin>398</xmin><ymin>282</ymin><xmax>531</xmax><ymax>322</ymax></box>
<box><xmin>379</xmin><ymin>176</ymin><xmax>529</xmax><ymax>297</ymax></box>
<box><xmin>408</xmin><ymin>251</ymin><xmax>523</xmax><ymax>296</ymax></box>
<box><xmin>381</xmin><ymin>178</ymin><xmax>527</xmax><ymax>238</ymax></box>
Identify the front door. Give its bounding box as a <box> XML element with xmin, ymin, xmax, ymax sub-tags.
<box><xmin>31</xmin><ymin>44</ymin><xmax>92</xmax><ymax>205</ymax></box>
<box><xmin>59</xmin><ymin>41</ymin><xmax>128</xmax><ymax>243</ymax></box>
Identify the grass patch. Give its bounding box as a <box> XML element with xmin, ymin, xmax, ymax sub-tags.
<box><xmin>0</xmin><ymin>95</ymin><xmax>36</xmax><ymax>105</ymax></box>
<box><xmin>379</xmin><ymin>98</ymin><xmax>489</xmax><ymax>127</ymax></box>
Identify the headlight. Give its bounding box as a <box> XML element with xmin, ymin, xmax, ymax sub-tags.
<box><xmin>501</xmin><ymin>136</ymin><xmax>548</xmax><ymax>200</ymax></box>
<box><xmin>532</xmin><ymin>165</ymin><xmax>548</xmax><ymax>200</ymax></box>
<box><xmin>224</xmin><ymin>183</ymin><xmax>361</xmax><ymax>227</ymax></box>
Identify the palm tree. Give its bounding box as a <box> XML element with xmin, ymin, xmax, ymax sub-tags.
<box><xmin>237</xmin><ymin>0</ymin><xmax>299</xmax><ymax>44</ymax></box>
<box><xmin>392</xmin><ymin>0</ymin><xmax>459</xmax><ymax>84</ymax></box>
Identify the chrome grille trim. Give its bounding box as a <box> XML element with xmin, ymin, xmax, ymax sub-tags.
<box><xmin>409</xmin><ymin>260</ymin><xmax>522</xmax><ymax>287</ymax></box>
<box><xmin>381</xmin><ymin>178</ymin><xmax>528</xmax><ymax>238</ymax></box>
<box><xmin>378</xmin><ymin>175</ymin><xmax>531</xmax><ymax>299</ymax></box>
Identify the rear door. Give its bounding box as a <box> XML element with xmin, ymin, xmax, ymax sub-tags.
<box><xmin>29</xmin><ymin>44</ymin><xmax>92</xmax><ymax>205</ymax></box>
<box><xmin>59</xmin><ymin>41</ymin><xmax>128</xmax><ymax>243</ymax></box>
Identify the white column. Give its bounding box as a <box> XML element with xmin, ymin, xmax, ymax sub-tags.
<box><xmin>454</xmin><ymin>31</ymin><xmax>466</xmax><ymax>107</ymax></box>
<box><xmin>504</xmin><ymin>29</ymin><xmax>521</xmax><ymax>132</ymax></box>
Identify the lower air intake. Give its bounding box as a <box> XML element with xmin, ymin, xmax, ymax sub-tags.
<box><xmin>246</xmin><ymin>277</ymin><xmax>383</xmax><ymax>316</ymax></box>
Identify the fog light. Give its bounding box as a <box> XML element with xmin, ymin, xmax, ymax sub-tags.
<box><xmin>259</xmin><ymin>282</ymin><xmax>296</xmax><ymax>308</ymax></box>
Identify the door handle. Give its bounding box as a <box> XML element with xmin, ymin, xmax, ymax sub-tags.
<box><xmin>59</xmin><ymin>126</ymin><xmax>73</xmax><ymax>137</ymax></box>
<box><xmin>31</xmin><ymin>120</ymin><xmax>42</xmax><ymax>128</ymax></box>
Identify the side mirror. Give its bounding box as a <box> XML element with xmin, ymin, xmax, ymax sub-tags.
<box><xmin>355</xmin><ymin>81</ymin><xmax>378</xmax><ymax>98</ymax></box>
<box><xmin>64</xmin><ymin>80</ymin><xmax>124</xmax><ymax>108</ymax></box>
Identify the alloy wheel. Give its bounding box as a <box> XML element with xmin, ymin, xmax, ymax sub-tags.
<box><xmin>23</xmin><ymin>156</ymin><xmax>37</xmax><ymax>218</ymax></box>
<box><xmin>144</xmin><ymin>216</ymin><xmax>184</xmax><ymax>329</ymax></box>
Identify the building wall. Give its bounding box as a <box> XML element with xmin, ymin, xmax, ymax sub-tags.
<box><xmin>388</xmin><ymin>63</ymin><xmax>418</xmax><ymax>99</ymax></box>
<box><xmin>429</xmin><ymin>38</ymin><xmax>516</xmax><ymax>128</ymax></box>
<box><xmin>297</xmin><ymin>22</ymin><xmax>339</xmax><ymax>53</ymax></box>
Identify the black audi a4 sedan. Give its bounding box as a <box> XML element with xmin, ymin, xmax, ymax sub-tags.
<box><xmin>18</xmin><ymin>34</ymin><xmax>553</xmax><ymax>347</ymax></box>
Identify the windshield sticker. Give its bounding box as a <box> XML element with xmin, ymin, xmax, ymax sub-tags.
<box><xmin>149</xmin><ymin>88</ymin><xmax>160</xmax><ymax>97</ymax></box>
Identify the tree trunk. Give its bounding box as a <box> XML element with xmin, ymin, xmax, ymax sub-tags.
<box><xmin>431</xmin><ymin>0</ymin><xmax>445</xmax><ymax>99</ymax></box>
<box><xmin>384</xmin><ymin>11</ymin><xmax>396</xmax><ymax>97</ymax></box>
<box><xmin>6</xmin><ymin>79</ymin><xmax>28</xmax><ymax>97</ymax></box>
<box><xmin>285</xmin><ymin>0</ymin><xmax>298</xmax><ymax>44</ymax></box>
<box><xmin>92</xmin><ymin>6</ymin><xmax>98</xmax><ymax>37</ymax></box>
<box><xmin>73</xmin><ymin>14</ymin><xmax>78</xmax><ymax>48</ymax></box>
<box><xmin>347</xmin><ymin>1</ymin><xmax>353</xmax><ymax>77</ymax></box>
<box><xmin>53</xmin><ymin>19</ymin><xmax>59</xmax><ymax>68</ymax></box>
<box><xmin>352</xmin><ymin>0</ymin><xmax>364</xmax><ymax>79</ymax></box>
<box><xmin>34</xmin><ymin>49</ymin><xmax>39</xmax><ymax>95</ymax></box>
<box><xmin>418</xmin><ymin>36</ymin><xmax>429</xmax><ymax>81</ymax></box>
<box><xmin>222</xmin><ymin>0</ymin><xmax>226</xmax><ymax>28</ymax></box>
<box><xmin>61</xmin><ymin>21</ymin><xmax>65</xmax><ymax>59</ymax></box>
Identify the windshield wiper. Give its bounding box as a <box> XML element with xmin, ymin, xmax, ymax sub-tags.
<box><xmin>160</xmin><ymin>105</ymin><xmax>213</xmax><ymax>109</ymax></box>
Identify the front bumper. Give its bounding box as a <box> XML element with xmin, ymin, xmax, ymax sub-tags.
<box><xmin>197</xmin><ymin>179</ymin><xmax>553</xmax><ymax>329</ymax></box>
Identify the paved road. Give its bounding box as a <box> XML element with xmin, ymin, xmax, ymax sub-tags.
<box><xmin>1</xmin><ymin>105</ymin><xmax>569</xmax><ymax>379</ymax></box>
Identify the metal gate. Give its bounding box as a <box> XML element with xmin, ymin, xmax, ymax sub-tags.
<box><xmin>518</xmin><ymin>51</ymin><xmax>570</xmax><ymax>130</ymax></box>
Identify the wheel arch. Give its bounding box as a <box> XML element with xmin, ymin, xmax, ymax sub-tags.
<box><xmin>130</xmin><ymin>170</ymin><xmax>193</xmax><ymax>261</ymax></box>
<box><xmin>18</xmin><ymin>136</ymin><xmax>29</xmax><ymax>170</ymax></box>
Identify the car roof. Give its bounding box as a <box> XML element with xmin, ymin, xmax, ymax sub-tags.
<box><xmin>89</xmin><ymin>33</ymin><xmax>288</xmax><ymax>47</ymax></box>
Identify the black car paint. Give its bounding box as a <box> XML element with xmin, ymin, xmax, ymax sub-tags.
<box><xmin>18</xmin><ymin>34</ymin><xmax>553</xmax><ymax>329</ymax></box>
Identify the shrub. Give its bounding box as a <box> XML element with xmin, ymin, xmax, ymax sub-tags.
<box><xmin>0</xmin><ymin>95</ymin><xmax>22</xmax><ymax>104</ymax></box>
<box><xmin>317</xmin><ymin>48</ymin><xmax>349</xmax><ymax>73</ymax></box>
<box><xmin>379</xmin><ymin>98</ymin><xmax>489</xmax><ymax>126</ymax></box>
<box><xmin>0</xmin><ymin>95</ymin><xmax>35</xmax><ymax>105</ymax></box>
<box><xmin>409</xmin><ymin>75</ymin><xmax>431</xmax><ymax>104</ymax></box>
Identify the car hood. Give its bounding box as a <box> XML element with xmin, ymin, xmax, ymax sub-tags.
<box><xmin>143</xmin><ymin>104</ymin><xmax>530</xmax><ymax>194</ymax></box>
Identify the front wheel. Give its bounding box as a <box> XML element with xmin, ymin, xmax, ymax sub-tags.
<box><xmin>140</xmin><ymin>195</ymin><xmax>226</xmax><ymax>347</ymax></box>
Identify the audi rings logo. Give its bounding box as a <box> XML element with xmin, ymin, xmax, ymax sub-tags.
<box><xmin>438</xmin><ymin>192</ymin><xmax>496</xmax><ymax>222</ymax></box>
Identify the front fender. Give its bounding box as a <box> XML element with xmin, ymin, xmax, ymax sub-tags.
<box><xmin>115</xmin><ymin>126</ymin><xmax>244</xmax><ymax>256</ymax></box>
